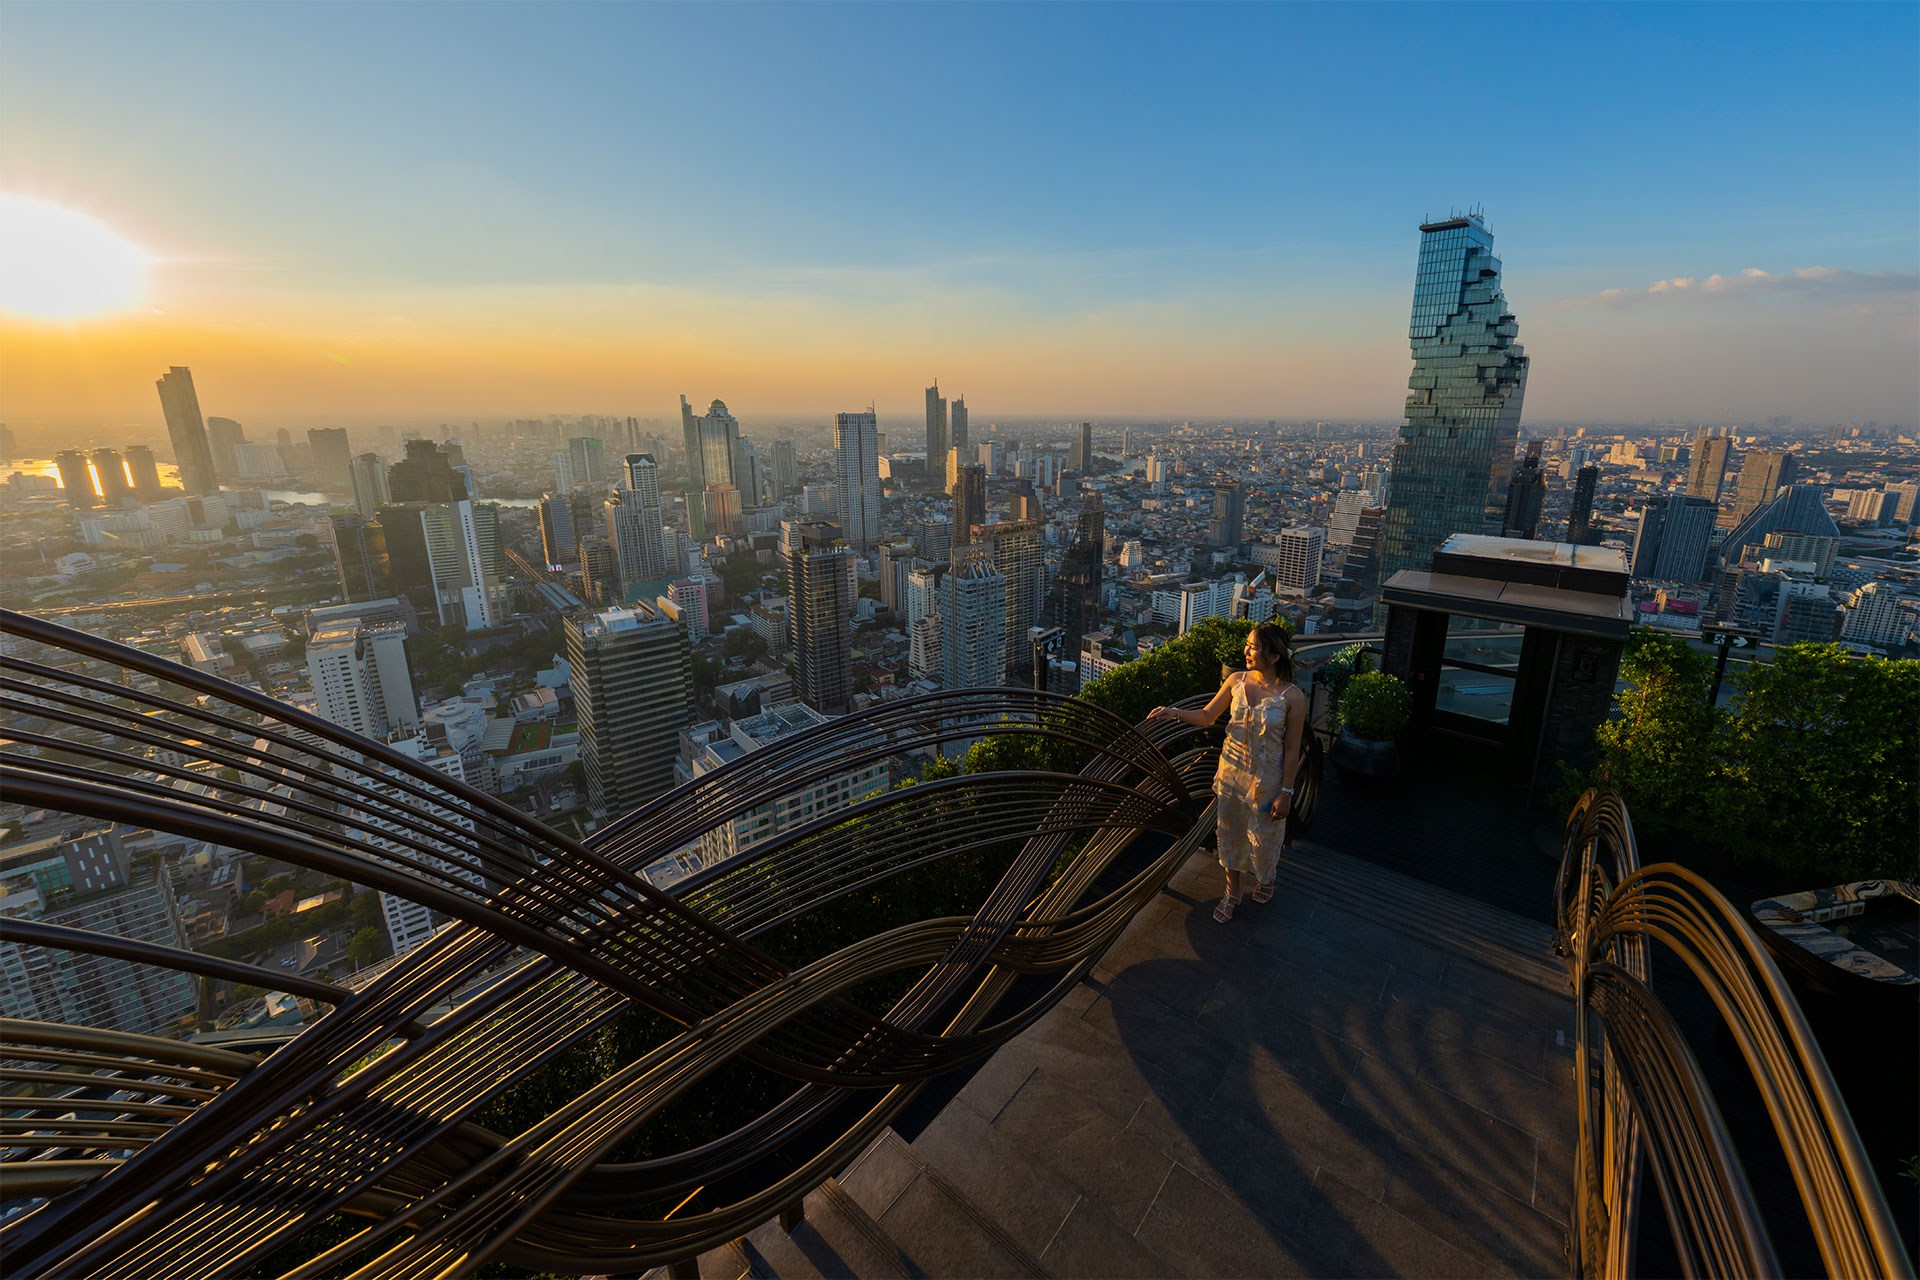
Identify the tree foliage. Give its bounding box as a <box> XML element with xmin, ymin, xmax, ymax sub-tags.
<box><xmin>1592</xmin><ymin>634</ymin><xmax>1917</xmax><ymax>881</ymax></box>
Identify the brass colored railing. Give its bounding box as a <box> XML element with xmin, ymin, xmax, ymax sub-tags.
<box><xmin>1555</xmin><ymin>788</ymin><xmax>1911</xmax><ymax>1278</ymax></box>
<box><xmin>0</xmin><ymin>608</ymin><xmax>1223</xmax><ymax>1277</ymax></box>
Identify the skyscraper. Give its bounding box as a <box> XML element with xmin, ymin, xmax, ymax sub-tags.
<box><xmin>122</xmin><ymin>445</ymin><xmax>161</xmax><ymax>498</ymax></box>
<box><xmin>308</xmin><ymin>428</ymin><xmax>354</xmax><ymax>492</ymax></box>
<box><xmin>538</xmin><ymin>493</ymin><xmax>576</xmax><ymax>567</ymax></box>
<box><xmin>1721</xmin><ymin>448</ymin><xmax>1798</xmax><ymax>529</ymax></box>
<box><xmin>1377</xmin><ymin>215</ymin><xmax>1530</xmax><ymax>589</ymax></box>
<box><xmin>330</xmin><ymin>513</ymin><xmax>390</xmax><ymax>602</ymax></box>
<box><xmin>54</xmin><ymin>450</ymin><xmax>96</xmax><ymax>508</ymax></box>
<box><xmin>1501</xmin><ymin>441</ymin><xmax>1547</xmax><ymax>539</ymax></box>
<box><xmin>620</xmin><ymin>454</ymin><xmax>669</xmax><ymax>578</ymax></box>
<box><xmin>783</xmin><ymin>519</ymin><xmax>855</xmax><ymax>714</ymax></box>
<box><xmin>1051</xmin><ymin>489</ymin><xmax>1106</xmax><ymax>640</ymax></box>
<box><xmin>388</xmin><ymin>439</ymin><xmax>465</xmax><ymax>504</ymax></box>
<box><xmin>1630</xmin><ymin>495</ymin><xmax>1715</xmax><ymax>582</ymax></box>
<box><xmin>941</xmin><ymin>547</ymin><xmax>1007</xmax><ymax>690</ymax></box>
<box><xmin>377</xmin><ymin>500</ymin><xmax>502</xmax><ymax>629</ymax></box>
<box><xmin>155</xmin><ymin>366</ymin><xmax>220</xmax><ymax>496</ymax></box>
<box><xmin>350</xmin><ymin>453</ymin><xmax>392</xmax><ymax>518</ymax></box>
<box><xmin>771</xmin><ymin>439</ymin><xmax>799</xmax><ymax>500</ymax></box>
<box><xmin>605</xmin><ymin>490</ymin><xmax>668</xmax><ymax>593</ymax></box>
<box><xmin>950</xmin><ymin>464</ymin><xmax>987</xmax><ymax>546</ymax></box>
<box><xmin>307</xmin><ymin>621</ymin><xmax>417</xmax><ymax>739</ymax></box>
<box><xmin>569</xmin><ymin>436</ymin><xmax>607</xmax><ymax>486</ymax></box>
<box><xmin>1071</xmin><ymin>421</ymin><xmax>1094</xmax><ymax>473</ymax></box>
<box><xmin>578</xmin><ymin>537</ymin><xmax>620</xmax><ymax>605</ymax></box>
<box><xmin>833</xmin><ymin>410</ymin><xmax>882</xmax><ymax>550</ymax></box>
<box><xmin>974</xmin><ymin>520</ymin><xmax>1042</xmax><ymax>677</ymax></box>
<box><xmin>89</xmin><ymin>448</ymin><xmax>131</xmax><ymax>506</ymax></box>
<box><xmin>566</xmin><ymin>604</ymin><xmax>692</xmax><ymax>817</ymax></box>
<box><xmin>925</xmin><ymin>382</ymin><xmax>948</xmax><ymax>479</ymax></box>
<box><xmin>1209</xmin><ymin>483</ymin><xmax>1244</xmax><ymax>548</ymax></box>
<box><xmin>1687</xmin><ymin>431</ymin><xmax>1733</xmax><ymax>503</ymax></box>
<box><xmin>206</xmin><ymin>416</ymin><xmax>246</xmax><ymax>485</ymax></box>
<box><xmin>1567</xmin><ymin>465</ymin><xmax>1600</xmax><ymax>545</ymax></box>
<box><xmin>906</xmin><ymin>562</ymin><xmax>945</xmax><ymax>680</ymax></box>
<box><xmin>950</xmin><ymin>395</ymin><xmax>969</xmax><ymax>452</ymax></box>
<box><xmin>1273</xmin><ymin>526</ymin><xmax>1326</xmax><ymax>593</ymax></box>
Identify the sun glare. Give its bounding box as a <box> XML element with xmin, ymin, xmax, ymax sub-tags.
<box><xmin>0</xmin><ymin>195</ymin><xmax>150</xmax><ymax>321</ymax></box>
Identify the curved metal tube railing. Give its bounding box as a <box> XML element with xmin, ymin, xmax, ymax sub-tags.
<box><xmin>1554</xmin><ymin>787</ymin><xmax>1910</xmax><ymax>1279</ymax></box>
<box><xmin>0</xmin><ymin>608</ymin><xmax>1224</xmax><ymax>1277</ymax></box>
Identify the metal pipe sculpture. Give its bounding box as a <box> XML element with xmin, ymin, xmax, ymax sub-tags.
<box><xmin>0</xmin><ymin>609</ymin><xmax>1222</xmax><ymax>1277</ymax></box>
<box><xmin>1555</xmin><ymin>787</ymin><xmax>1909</xmax><ymax>1279</ymax></box>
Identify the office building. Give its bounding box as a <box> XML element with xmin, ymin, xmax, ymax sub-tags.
<box><xmin>566</xmin><ymin>604</ymin><xmax>693</xmax><ymax>817</ymax></box>
<box><xmin>951</xmin><ymin>395</ymin><xmax>969</xmax><ymax>452</ymax></box>
<box><xmin>388</xmin><ymin>439</ymin><xmax>465</xmax><ymax>504</ymax></box>
<box><xmin>331</xmin><ymin>513</ymin><xmax>390</xmax><ymax>602</ymax></box>
<box><xmin>552</xmin><ymin>450</ymin><xmax>576</xmax><ymax>493</ymax></box>
<box><xmin>702</xmin><ymin>483</ymin><xmax>743</xmax><ymax>537</ymax></box>
<box><xmin>1687</xmin><ymin>431</ymin><xmax>1733</xmax><ymax>503</ymax></box>
<box><xmin>579</xmin><ymin>537</ymin><xmax>620</xmax><ymax>605</ymax></box>
<box><xmin>1773</xmin><ymin>581</ymin><xmax>1838</xmax><ymax>645</ymax></box>
<box><xmin>878</xmin><ymin>541</ymin><xmax>919</xmax><ymax>614</ymax></box>
<box><xmin>1501</xmin><ymin>441</ymin><xmax>1547</xmax><ymax>539</ymax></box>
<box><xmin>1567</xmin><ymin>465</ymin><xmax>1600</xmax><ymax>545</ymax></box>
<box><xmin>1377</xmin><ymin>215</ymin><xmax>1530</xmax><ymax>589</ymax></box>
<box><xmin>974</xmin><ymin>521</ymin><xmax>1042</xmax><ymax>676</ymax></box>
<box><xmin>122</xmin><ymin>444</ymin><xmax>162</xmax><ymax>498</ymax></box>
<box><xmin>206</xmin><ymin>416</ymin><xmax>246</xmax><ymax>486</ymax></box>
<box><xmin>538</xmin><ymin>493</ymin><xmax>576</xmax><ymax>567</ymax></box>
<box><xmin>1210</xmin><ymin>483</ymin><xmax>1245</xmax><ymax>548</ymax></box>
<box><xmin>912</xmin><ymin>517</ymin><xmax>953</xmax><ymax>567</ymax></box>
<box><xmin>378</xmin><ymin>500</ymin><xmax>503</xmax><ymax>629</ymax></box>
<box><xmin>307</xmin><ymin>621</ymin><xmax>417</xmax><ymax>739</ymax></box>
<box><xmin>1721</xmin><ymin>448</ymin><xmax>1798</xmax><ymax>529</ymax></box>
<box><xmin>568</xmin><ymin>436</ymin><xmax>607</xmax><ymax>487</ymax></box>
<box><xmin>350</xmin><ymin>453</ymin><xmax>392</xmax><ymax>518</ymax></box>
<box><xmin>620</xmin><ymin>453</ymin><xmax>669</xmax><ymax>575</ymax></box>
<box><xmin>951</xmin><ymin>464</ymin><xmax>987</xmax><ymax>546</ymax></box>
<box><xmin>308</xmin><ymin>428</ymin><xmax>353</xmax><ymax>491</ymax></box>
<box><xmin>1071</xmin><ymin>421</ymin><xmax>1095</xmax><ymax>473</ymax></box>
<box><xmin>783</xmin><ymin>520</ymin><xmax>856</xmax><ymax>714</ymax></box>
<box><xmin>771</xmin><ymin>439</ymin><xmax>799</xmax><ymax>500</ymax></box>
<box><xmin>0</xmin><ymin>828</ymin><xmax>192</xmax><ymax>1036</ymax></box>
<box><xmin>833</xmin><ymin>410</ymin><xmax>882</xmax><ymax>550</ymax></box>
<box><xmin>942</xmin><ymin>548</ymin><xmax>1007</xmax><ymax>689</ymax></box>
<box><xmin>907</xmin><ymin>563</ymin><xmax>945</xmax><ymax>680</ymax></box>
<box><xmin>925</xmin><ymin>382</ymin><xmax>948</xmax><ymax>478</ymax></box>
<box><xmin>156</xmin><ymin>367</ymin><xmax>221</xmax><ymax>495</ymax></box>
<box><xmin>1051</xmin><ymin>489</ymin><xmax>1106</xmax><ymax>640</ymax></box>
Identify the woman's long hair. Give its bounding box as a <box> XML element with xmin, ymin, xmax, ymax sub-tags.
<box><xmin>1251</xmin><ymin>623</ymin><xmax>1295</xmax><ymax>684</ymax></box>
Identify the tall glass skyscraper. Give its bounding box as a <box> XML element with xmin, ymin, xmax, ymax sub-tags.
<box><xmin>1377</xmin><ymin>215</ymin><xmax>1529</xmax><ymax>589</ymax></box>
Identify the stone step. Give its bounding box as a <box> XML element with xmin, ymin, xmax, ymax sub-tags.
<box><xmin>840</xmin><ymin>1130</ymin><xmax>1052</xmax><ymax>1279</ymax></box>
<box><xmin>1278</xmin><ymin>839</ymin><xmax>1565</xmax><ymax>992</ymax></box>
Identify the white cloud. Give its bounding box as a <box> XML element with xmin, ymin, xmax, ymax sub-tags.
<box><xmin>1547</xmin><ymin>265</ymin><xmax>1917</xmax><ymax>311</ymax></box>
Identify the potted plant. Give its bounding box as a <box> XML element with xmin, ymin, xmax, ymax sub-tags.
<box><xmin>1330</xmin><ymin>670</ymin><xmax>1410</xmax><ymax>779</ymax></box>
<box><xmin>1317</xmin><ymin>642</ymin><xmax>1374</xmax><ymax>732</ymax></box>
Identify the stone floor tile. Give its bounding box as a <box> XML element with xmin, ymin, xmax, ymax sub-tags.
<box><xmin>1298</xmin><ymin>902</ymin><xmax>1457</xmax><ymax>976</ymax></box>
<box><xmin>1339</xmin><ymin>1050</ymin><xmax>1541</xmax><ymax>1204</ymax></box>
<box><xmin>1124</xmin><ymin>1088</ymin><xmax>1322</xmax><ymax>1223</ymax></box>
<box><xmin>910</xmin><ymin>1098</ymin><xmax>1079</xmax><ymax>1256</ymax></box>
<box><xmin>1295</xmin><ymin>1168</ymin><xmax>1486</xmax><ymax>1279</ymax></box>
<box><xmin>1133</xmin><ymin>1165</ymin><xmax>1328</xmax><ymax>1279</ymax></box>
<box><xmin>1076</xmin><ymin>983</ymin><xmax>1239</xmax><ymax>1108</ymax></box>
<box><xmin>878</xmin><ymin>1173</ymin><xmax>1033</xmax><ymax>1280</ymax></box>
<box><xmin>1412</xmin><ymin>1027</ymin><xmax>1570</xmax><ymax>1143</ymax></box>
<box><xmin>1383</xmin><ymin>1142</ymin><xmax>1569</xmax><ymax>1277</ymax></box>
<box><xmin>1441</xmin><ymin>953</ymin><xmax>1577</xmax><ymax>1028</ymax></box>
<box><xmin>992</xmin><ymin>1072</ymin><xmax>1176</xmax><ymax>1229</ymax></box>
<box><xmin>1039</xmin><ymin>1196</ymin><xmax>1179</xmax><ymax>1279</ymax></box>
<box><xmin>1376</xmin><ymin>966</ymin><xmax>1556</xmax><ymax>1080</ymax></box>
<box><xmin>840</xmin><ymin>1133</ymin><xmax>923</xmax><ymax>1219</ymax></box>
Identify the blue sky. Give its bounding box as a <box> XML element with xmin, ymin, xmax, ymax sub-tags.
<box><xmin>2</xmin><ymin>2</ymin><xmax>1915</xmax><ymax>427</ymax></box>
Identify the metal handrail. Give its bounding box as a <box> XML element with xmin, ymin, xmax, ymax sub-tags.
<box><xmin>1555</xmin><ymin>787</ymin><xmax>1910</xmax><ymax>1278</ymax></box>
<box><xmin>0</xmin><ymin>609</ymin><xmax>1223</xmax><ymax>1277</ymax></box>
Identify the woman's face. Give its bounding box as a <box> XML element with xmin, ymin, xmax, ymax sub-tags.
<box><xmin>1244</xmin><ymin>635</ymin><xmax>1268</xmax><ymax>674</ymax></box>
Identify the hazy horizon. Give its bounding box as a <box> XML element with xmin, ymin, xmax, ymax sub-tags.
<box><xmin>2</xmin><ymin>3</ymin><xmax>1915</xmax><ymax>434</ymax></box>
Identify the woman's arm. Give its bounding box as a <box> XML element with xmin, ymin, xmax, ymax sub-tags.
<box><xmin>1268</xmin><ymin>686</ymin><xmax>1308</xmax><ymax>818</ymax></box>
<box><xmin>1149</xmin><ymin>673</ymin><xmax>1235</xmax><ymax>726</ymax></box>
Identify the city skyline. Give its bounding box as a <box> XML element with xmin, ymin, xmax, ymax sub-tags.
<box><xmin>1</xmin><ymin>4</ymin><xmax>1915</xmax><ymax>430</ymax></box>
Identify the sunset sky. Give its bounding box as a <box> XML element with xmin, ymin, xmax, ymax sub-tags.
<box><xmin>1</xmin><ymin>2</ymin><xmax>1915</xmax><ymax>435</ymax></box>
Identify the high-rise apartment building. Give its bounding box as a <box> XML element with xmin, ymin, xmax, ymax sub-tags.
<box><xmin>155</xmin><ymin>366</ymin><xmax>221</xmax><ymax>495</ymax></box>
<box><xmin>538</xmin><ymin>493</ymin><xmax>576</xmax><ymax>567</ymax></box>
<box><xmin>308</xmin><ymin>427</ymin><xmax>354</xmax><ymax>491</ymax></box>
<box><xmin>88</xmin><ymin>448</ymin><xmax>131</xmax><ymax>505</ymax></box>
<box><xmin>568</xmin><ymin>436</ymin><xmax>607</xmax><ymax>486</ymax></box>
<box><xmin>950</xmin><ymin>395</ymin><xmax>969</xmax><ymax>452</ymax></box>
<box><xmin>621</xmin><ymin>454</ymin><xmax>668</xmax><ymax>574</ymax></box>
<box><xmin>579</xmin><ymin>537</ymin><xmax>619</xmax><ymax>606</ymax></box>
<box><xmin>912</xmin><ymin>517</ymin><xmax>954</xmax><ymax>567</ymax></box>
<box><xmin>1567</xmin><ymin>465</ymin><xmax>1600</xmax><ymax>545</ymax></box>
<box><xmin>206</xmin><ymin>416</ymin><xmax>246</xmax><ymax>485</ymax></box>
<box><xmin>702</xmin><ymin>483</ymin><xmax>743</xmax><ymax>537</ymax></box>
<box><xmin>122</xmin><ymin>445</ymin><xmax>162</xmax><ymax>498</ymax></box>
<box><xmin>566</xmin><ymin>604</ymin><xmax>693</xmax><ymax>817</ymax></box>
<box><xmin>1378</xmin><ymin>215</ymin><xmax>1530</xmax><ymax>589</ymax></box>
<box><xmin>770</xmin><ymin>439</ymin><xmax>799</xmax><ymax>500</ymax></box>
<box><xmin>331</xmin><ymin>513</ymin><xmax>390</xmax><ymax>602</ymax></box>
<box><xmin>925</xmin><ymin>382</ymin><xmax>949</xmax><ymax>479</ymax></box>
<box><xmin>1209</xmin><ymin>483</ymin><xmax>1245</xmax><ymax>548</ymax></box>
<box><xmin>1721</xmin><ymin>448</ymin><xmax>1798</xmax><ymax>529</ymax></box>
<box><xmin>377</xmin><ymin>500</ymin><xmax>503</xmax><ymax>629</ymax></box>
<box><xmin>974</xmin><ymin>521</ymin><xmax>1042</xmax><ymax>677</ymax></box>
<box><xmin>783</xmin><ymin>520</ymin><xmax>856</xmax><ymax>714</ymax></box>
<box><xmin>307</xmin><ymin>621</ymin><xmax>417</xmax><ymax>739</ymax></box>
<box><xmin>362</xmin><ymin>730</ymin><xmax>481</xmax><ymax>956</ymax></box>
<box><xmin>1840</xmin><ymin>581</ymin><xmax>1905</xmax><ymax>649</ymax></box>
<box><xmin>661</xmin><ymin>577</ymin><xmax>710</xmax><ymax>642</ymax></box>
<box><xmin>1887</xmin><ymin>481</ymin><xmax>1919</xmax><ymax>526</ymax></box>
<box><xmin>941</xmin><ymin>548</ymin><xmax>1007</xmax><ymax>689</ymax></box>
<box><xmin>54</xmin><ymin>450</ymin><xmax>96</xmax><ymax>507</ymax></box>
<box><xmin>1630</xmin><ymin>495</ymin><xmax>1716</xmax><ymax>583</ymax></box>
<box><xmin>350</xmin><ymin>452</ymin><xmax>391</xmax><ymax>518</ymax></box>
<box><xmin>906</xmin><ymin>563</ymin><xmax>945</xmax><ymax>680</ymax></box>
<box><xmin>877</xmin><ymin>541</ymin><xmax>919</xmax><ymax>614</ymax></box>
<box><xmin>605</xmin><ymin>492</ymin><xmax>669</xmax><ymax>594</ymax></box>
<box><xmin>1273</xmin><ymin>526</ymin><xmax>1326</xmax><ymax>593</ymax></box>
<box><xmin>1051</xmin><ymin>489</ymin><xmax>1106</xmax><ymax>640</ymax></box>
<box><xmin>833</xmin><ymin>410</ymin><xmax>882</xmax><ymax>550</ymax></box>
<box><xmin>1687</xmin><ymin>431</ymin><xmax>1733</xmax><ymax>503</ymax></box>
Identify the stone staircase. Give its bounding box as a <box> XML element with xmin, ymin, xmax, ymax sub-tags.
<box><xmin>652</xmin><ymin>840</ymin><xmax>1576</xmax><ymax>1278</ymax></box>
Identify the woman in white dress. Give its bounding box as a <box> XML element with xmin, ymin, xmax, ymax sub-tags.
<box><xmin>1149</xmin><ymin>624</ymin><xmax>1307</xmax><ymax>923</ymax></box>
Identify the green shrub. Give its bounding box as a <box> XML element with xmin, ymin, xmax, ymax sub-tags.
<box><xmin>1340</xmin><ymin>671</ymin><xmax>1410</xmax><ymax>740</ymax></box>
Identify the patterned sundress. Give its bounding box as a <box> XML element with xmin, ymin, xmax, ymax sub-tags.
<box><xmin>1213</xmin><ymin>673</ymin><xmax>1289</xmax><ymax>880</ymax></box>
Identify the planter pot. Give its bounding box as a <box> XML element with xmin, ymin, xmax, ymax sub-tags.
<box><xmin>1330</xmin><ymin>726</ymin><xmax>1400</xmax><ymax>780</ymax></box>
